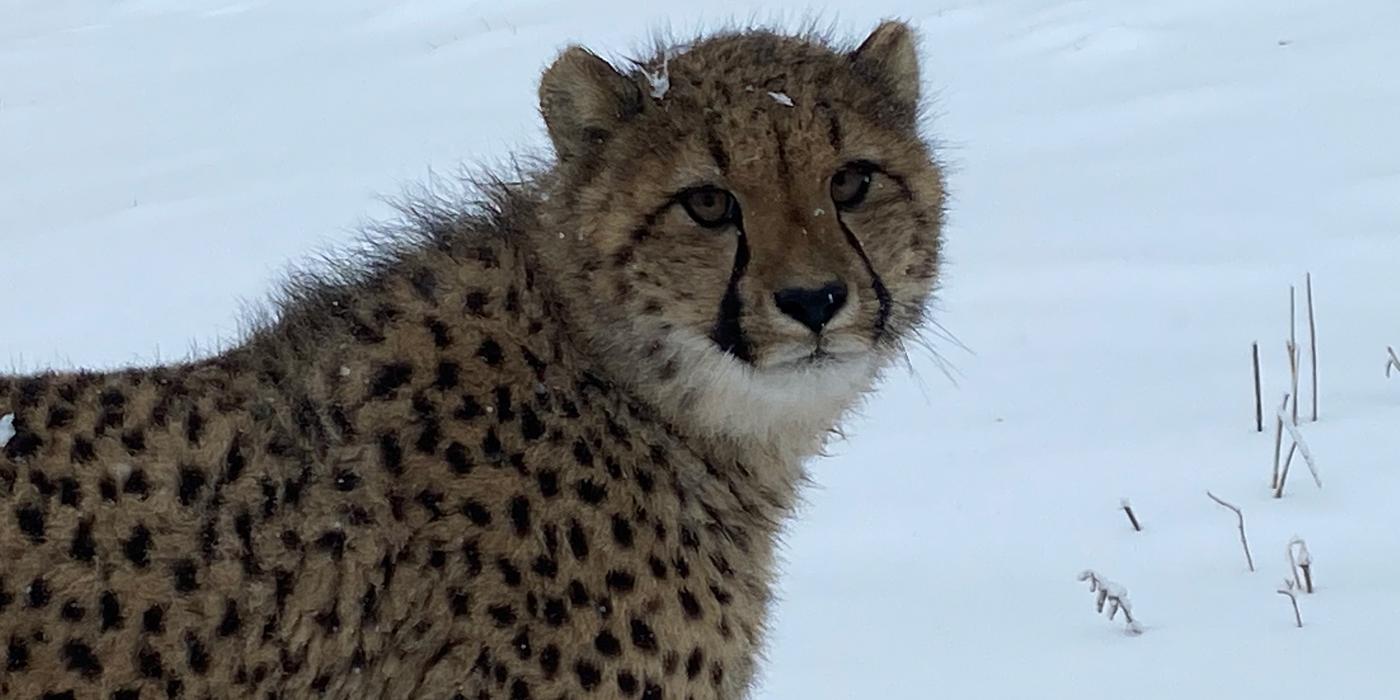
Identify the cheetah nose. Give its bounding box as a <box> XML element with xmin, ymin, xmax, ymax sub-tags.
<box><xmin>773</xmin><ymin>282</ymin><xmax>848</xmax><ymax>333</ymax></box>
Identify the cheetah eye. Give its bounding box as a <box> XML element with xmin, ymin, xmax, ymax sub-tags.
<box><xmin>830</xmin><ymin>163</ymin><xmax>875</xmax><ymax>209</ymax></box>
<box><xmin>678</xmin><ymin>187</ymin><xmax>740</xmax><ymax>228</ymax></box>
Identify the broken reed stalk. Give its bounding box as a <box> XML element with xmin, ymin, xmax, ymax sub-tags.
<box><xmin>1120</xmin><ymin>499</ymin><xmax>1142</xmax><ymax>532</ymax></box>
<box><xmin>1387</xmin><ymin>346</ymin><xmax>1400</xmax><ymax>378</ymax></box>
<box><xmin>1277</xmin><ymin>583</ymin><xmax>1303</xmax><ymax>628</ymax></box>
<box><xmin>1252</xmin><ymin>342</ymin><xmax>1263</xmax><ymax>432</ymax></box>
<box><xmin>1271</xmin><ymin>394</ymin><xmax>1290</xmax><ymax>490</ymax></box>
<box><xmin>1288</xmin><ymin>537</ymin><xmax>1315</xmax><ymax>594</ymax></box>
<box><xmin>1077</xmin><ymin>570</ymin><xmax>1143</xmax><ymax>635</ymax></box>
<box><xmin>1279</xmin><ymin>413</ymin><xmax>1322</xmax><ymax>493</ymax></box>
<box><xmin>1306</xmin><ymin>273</ymin><xmax>1317</xmax><ymax>422</ymax></box>
<box><xmin>1207</xmin><ymin>491</ymin><xmax>1255</xmax><ymax>572</ymax></box>
<box><xmin>1290</xmin><ymin>286</ymin><xmax>1299</xmax><ymax>425</ymax></box>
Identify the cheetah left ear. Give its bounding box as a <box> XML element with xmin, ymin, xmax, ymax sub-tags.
<box><xmin>850</xmin><ymin>20</ymin><xmax>921</xmax><ymax>111</ymax></box>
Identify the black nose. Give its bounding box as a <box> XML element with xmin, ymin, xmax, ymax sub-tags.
<box><xmin>774</xmin><ymin>282</ymin><xmax>848</xmax><ymax>333</ymax></box>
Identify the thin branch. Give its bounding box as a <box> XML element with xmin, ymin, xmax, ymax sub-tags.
<box><xmin>1120</xmin><ymin>499</ymin><xmax>1142</xmax><ymax>532</ymax></box>
<box><xmin>1253</xmin><ymin>342</ymin><xmax>1263</xmax><ymax>432</ymax></box>
<box><xmin>1279</xmin><ymin>411</ymin><xmax>1322</xmax><ymax>490</ymax></box>
<box><xmin>1206</xmin><ymin>491</ymin><xmax>1255</xmax><ymax>572</ymax></box>
<box><xmin>1306</xmin><ymin>273</ymin><xmax>1317</xmax><ymax>422</ymax></box>
<box><xmin>1277</xmin><ymin>581</ymin><xmax>1303</xmax><ymax>628</ymax></box>
<box><xmin>1271</xmin><ymin>393</ymin><xmax>1290</xmax><ymax>490</ymax></box>
<box><xmin>1289</xmin><ymin>286</ymin><xmax>1299</xmax><ymax>425</ymax></box>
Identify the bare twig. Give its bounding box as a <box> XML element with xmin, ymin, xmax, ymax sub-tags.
<box><xmin>1277</xmin><ymin>411</ymin><xmax>1322</xmax><ymax>494</ymax></box>
<box><xmin>1277</xmin><ymin>580</ymin><xmax>1303</xmax><ymax>628</ymax></box>
<box><xmin>1271</xmin><ymin>394</ymin><xmax>1290</xmax><ymax>490</ymax></box>
<box><xmin>1287</xmin><ymin>537</ymin><xmax>1314</xmax><ymax>593</ymax></box>
<box><xmin>1289</xmin><ymin>286</ymin><xmax>1299</xmax><ymax>425</ymax></box>
<box><xmin>1252</xmin><ymin>342</ymin><xmax>1263</xmax><ymax>432</ymax></box>
<box><xmin>1077</xmin><ymin>570</ymin><xmax>1143</xmax><ymax>635</ymax></box>
<box><xmin>1386</xmin><ymin>346</ymin><xmax>1400</xmax><ymax>378</ymax></box>
<box><xmin>1306</xmin><ymin>273</ymin><xmax>1317</xmax><ymax>422</ymax></box>
<box><xmin>1120</xmin><ymin>499</ymin><xmax>1142</xmax><ymax>532</ymax></box>
<box><xmin>1206</xmin><ymin>491</ymin><xmax>1255</xmax><ymax>572</ymax></box>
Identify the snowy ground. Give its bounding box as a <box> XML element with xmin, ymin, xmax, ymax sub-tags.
<box><xmin>4</xmin><ymin>0</ymin><xmax>1399</xmax><ymax>697</ymax></box>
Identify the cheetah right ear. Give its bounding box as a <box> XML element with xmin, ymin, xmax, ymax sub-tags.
<box><xmin>539</xmin><ymin>47</ymin><xmax>644</xmax><ymax>163</ymax></box>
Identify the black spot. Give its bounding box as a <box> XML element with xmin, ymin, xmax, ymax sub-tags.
<box><xmin>611</xmin><ymin>515</ymin><xmax>634</xmax><ymax>548</ymax></box>
<box><xmin>510</xmin><ymin>679</ymin><xmax>531</xmax><ymax>700</ymax></box>
<box><xmin>605</xmin><ymin>570</ymin><xmax>636</xmax><ymax>593</ymax></box>
<box><xmin>185</xmin><ymin>634</ymin><xmax>210</xmax><ymax>674</ymax></box>
<box><xmin>511</xmin><ymin>628</ymin><xmax>533</xmax><ymax>660</ymax></box>
<box><xmin>313</xmin><ymin>607</ymin><xmax>340</xmax><ymax>634</ymax></box>
<box><xmin>27</xmin><ymin>577</ymin><xmax>50</xmax><ymax>607</ymax></box>
<box><xmin>121</xmin><ymin>429</ymin><xmax>147</xmax><ymax>453</ymax></box>
<box><xmin>567</xmin><ymin>520</ymin><xmax>589</xmax><ymax>560</ymax></box>
<box><xmin>532</xmin><ymin>555</ymin><xmax>558</xmax><ymax>579</ymax></box>
<box><xmin>444</xmin><ymin>441</ymin><xmax>472</xmax><ymax>475</ymax></box>
<box><xmin>594</xmin><ymin>631</ymin><xmax>622</xmax><ymax>657</ymax></box>
<box><xmin>678</xmin><ymin>589</ymin><xmax>703</xmax><ymax>619</ymax></box>
<box><xmin>568</xmin><ymin>580</ymin><xmax>590</xmax><ymax>607</ymax></box>
<box><xmin>171</xmin><ymin>560</ymin><xmax>199</xmax><ymax>593</ymax></box>
<box><xmin>59</xmin><ymin>478</ymin><xmax>81</xmax><ymax>507</ymax></box>
<box><xmin>67</xmin><ymin>520</ymin><xmax>95</xmax><ymax>562</ymax></box>
<box><xmin>454</xmin><ymin>394</ymin><xmax>484</xmax><ymax>421</ymax></box>
<box><xmin>481</xmin><ymin>429</ymin><xmax>503</xmax><ymax>462</ymax></box>
<box><xmin>415</xmin><ymin>420</ymin><xmax>442</xmax><ymax>454</ymax></box>
<box><xmin>99</xmin><ymin>477</ymin><xmax>117</xmax><ymax>501</ymax></box>
<box><xmin>648</xmin><ymin>556</ymin><xmax>668</xmax><ymax>579</ymax></box>
<box><xmin>63</xmin><ymin>640</ymin><xmax>103</xmax><ymax>677</ymax></box>
<box><xmin>629</xmin><ymin>618</ymin><xmax>658</xmax><ymax>652</ymax></box>
<box><xmin>641</xmin><ymin>683</ymin><xmax>663</xmax><ymax>700</ymax></box>
<box><xmin>369</xmin><ymin>363</ymin><xmax>413</xmax><ymax>398</ymax></box>
<box><xmin>574</xmin><ymin>660</ymin><xmax>602</xmax><ymax>690</ymax></box>
<box><xmin>494</xmin><ymin>386</ymin><xmax>515</xmax><ymax>421</ymax></box>
<box><xmin>316</xmin><ymin>531</ymin><xmax>347</xmax><ymax>560</ymax></box>
<box><xmin>575</xmin><ymin>479</ymin><xmax>607</xmax><ymax>504</ymax></box>
<box><xmin>543</xmin><ymin>597</ymin><xmax>568</xmax><ymax>626</ymax></box>
<box><xmin>462</xmin><ymin>499</ymin><xmax>492</xmax><ymax>526</ymax></box>
<box><xmin>100</xmin><ymin>591</ymin><xmax>122</xmax><ymax>631</ymax></box>
<box><xmin>224</xmin><ymin>438</ymin><xmax>246</xmax><ymax>482</ymax></box>
<box><xmin>46</xmin><ymin>405</ymin><xmax>74</xmax><ymax>429</ymax></box>
<box><xmin>710</xmin><ymin>584</ymin><xmax>734</xmax><ymax>605</ymax></box>
<box><xmin>617</xmin><ymin>671</ymin><xmax>639</xmax><ymax>695</ymax></box>
<box><xmin>487</xmin><ymin>604</ymin><xmax>517</xmax><ymax>626</ymax></box>
<box><xmin>60</xmin><ymin>600</ymin><xmax>85</xmax><ymax>621</ymax></box>
<box><xmin>378</xmin><ymin>433</ymin><xmax>404</xmax><ymax>476</ymax></box>
<box><xmin>177</xmin><ymin>466</ymin><xmax>206</xmax><ymax>507</ymax></box>
<box><xmin>137</xmin><ymin>646</ymin><xmax>163</xmax><ymax>678</ymax></box>
<box><xmin>539</xmin><ymin>644</ymin><xmax>560</xmax><ymax>677</ymax></box>
<box><xmin>42</xmin><ymin>693</ymin><xmax>75</xmax><ymax>700</ymax></box>
<box><xmin>143</xmin><ymin>606</ymin><xmax>165</xmax><ymax>634</ymax></box>
<box><xmin>497</xmin><ymin>558</ymin><xmax>522</xmax><ymax>586</ymax></box>
<box><xmin>416</xmin><ymin>490</ymin><xmax>445</xmax><ymax>520</ymax></box>
<box><xmin>509</xmin><ymin>496</ymin><xmax>530</xmax><ymax>535</ymax></box>
<box><xmin>3</xmin><ymin>427</ymin><xmax>42</xmax><ymax>459</ymax></box>
<box><xmin>217</xmin><ymin>601</ymin><xmax>241</xmax><ymax>637</ymax></box>
<box><xmin>333</xmin><ymin>469</ymin><xmax>360</xmax><ymax>491</ymax></box>
<box><xmin>448</xmin><ymin>588</ymin><xmax>470</xmax><ymax>617</ymax></box>
<box><xmin>673</xmin><ymin>557</ymin><xmax>691</xmax><ymax>578</ymax></box>
<box><xmin>536</xmin><ymin>470</ymin><xmax>559</xmax><ymax>498</ymax></box>
<box><xmin>434</xmin><ymin>361</ymin><xmax>460</xmax><ymax>390</ymax></box>
<box><xmin>185</xmin><ymin>408</ymin><xmax>204</xmax><ymax>444</ymax></box>
<box><xmin>7</xmin><ymin>636</ymin><xmax>30</xmax><ymax>671</ymax></box>
<box><xmin>427</xmin><ymin>548</ymin><xmax>447</xmax><ymax>569</ymax></box>
<box><xmin>113</xmin><ymin>690</ymin><xmax>140</xmax><ymax>700</ymax></box>
<box><xmin>465</xmin><ymin>290</ymin><xmax>490</xmax><ymax>315</ymax></box>
<box><xmin>16</xmin><ymin>505</ymin><xmax>45</xmax><ymax>541</ymax></box>
<box><xmin>124</xmin><ymin>469</ymin><xmax>150</xmax><ymax>498</ymax></box>
<box><xmin>686</xmin><ymin>648</ymin><xmax>705</xmax><ymax>679</ymax></box>
<box><xmin>571</xmin><ymin>440</ymin><xmax>594</xmax><ymax>467</ymax></box>
<box><xmin>311</xmin><ymin>674</ymin><xmax>332</xmax><ymax>693</ymax></box>
<box><xmin>476</xmin><ymin>339</ymin><xmax>504</xmax><ymax>366</ymax></box>
<box><xmin>68</xmin><ymin>437</ymin><xmax>93</xmax><ymax>464</ymax></box>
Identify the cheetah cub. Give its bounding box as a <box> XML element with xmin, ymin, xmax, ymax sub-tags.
<box><xmin>1</xmin><ymin>21</ymin><xmax>943</xmax><ymax>700</ymax></box>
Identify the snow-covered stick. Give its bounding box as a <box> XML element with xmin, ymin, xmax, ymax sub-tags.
<box><xmin>1306</xmin><ymin>273</ymin><xmax>1318</xmax><ymax>422</ymax></box>
<box><xmin>1278</xmin><ymin>580</ymin><xmax>1303</xmax><ymax>628</ymax></box>
<box><xmin>1289</xmin><ymin>285</ymin><xmax>1299</xmax><ymax>425</ymax></box>
<box><xmin>1274</xmin><ymin>440</ymin><xmax>1299</xmax><ymax>499</ymax></box>
<box><xmin>1120</xmin><ymin>498</ymin><xmax>1142</xmax><ymax>532</ymax></box>
<box><xmin>1077</xmin><ymin>570</ymin><xmax>1143</xmax><ymax>635</ymax></box>
<box><xmin>1252</xmin><ymin>342</ymin><xmax>1263</xmax><ymax>432</ymax></box>
<box><xmin>1287</xmin><ymin>537</ymin><xmax>1315</xmax><ymax>594</ymax></box>
<box><xmin>1278</xmin><ymin>410</ymin><xmax>1322</xmax><ymax>491</ymax></box>
<box><xmin>1386</xmin><ymin>346</ymin><xmax>1400</xmax><ymax>378</ymax></box>
<box><xmin>1206</xmin><ymin>491</ymin><xmax>1255</xmax><ymax>572</ymax></box>
<box><xmin>1270</xmin><ymin>394</ymin><xmax>1290</xmax><ymax>490</ymax></box>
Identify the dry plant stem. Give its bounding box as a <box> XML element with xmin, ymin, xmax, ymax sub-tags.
<box><xmin>1280</xmin><ymin>413</ymin><xmax>1322</xmax><ymax>490</ymax></box>
<box><xmin>1277</xmin><ymin>441</ymin><xmax>1299</xmax><ymax>498</ymax></box>
<box><xmin>1288</xmin><ymin>537</ymin><xmax>1314</xmax><ymax>594</ymax></box>
<box><xmin>1253</xmin><ymin>342</ymin><xmax>1263</xmax><ymax>432</ymax></box>
<box><xmin>1271</xmin><ymin>393</ymin><xmax>1290</xmax><ymax>490</ymax></box>
<box><xmin>1301</xmin><ymin>564</ymin><xmax>1314</xmax><ymax>594</ymax></box>
<box><xmin>1121</xmin><ymin>503</ymin><xmax>1142</xmax><ymax>532</ymax></box>
<box><xmin>1387</xmin><ymin>346</ymin><xmax>1400</xmax><ymax>378</ymax></box>
<box><xmin>1290</xmin><ymin>285</ymin><xmax>1299</xmax><ymax>425</ymax></box>
<box><xmin>1278</xmin><ymin>587</ymin><xmax>1303</xmax><ymax>628</ymax></box>
<box><xmin>1207</xmin><ymin>491</ymin><xmax>1256</xmax><ymax>572</ymax></box>
<box><xmin>1306</xmin><ymin>273</ymin><xmax>1317</xmax><ymax>422</ymax></box>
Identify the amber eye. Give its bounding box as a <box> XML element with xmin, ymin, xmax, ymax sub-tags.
<box><xmin>679</xmin><ymin>187</ymin><xmax>740</xmax><ymax>228</ymax></box>
<box><xmin>830</xmin><ymin>163</ymin><xmax>874</xmax><ymax>209</ymax></box>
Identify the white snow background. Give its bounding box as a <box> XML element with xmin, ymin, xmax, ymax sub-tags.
<box><xmin>4</xmin><ymin>0</ymin><xmax>1399</xmax><ymax>697</ymax></box>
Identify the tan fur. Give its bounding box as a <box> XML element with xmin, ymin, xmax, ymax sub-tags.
<box><xmin>0</xmin><ymin>21</ymin><xmax>943</xmax><ymax>700</ymax></box>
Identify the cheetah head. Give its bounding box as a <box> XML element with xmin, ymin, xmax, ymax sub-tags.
<box><xmin>532</xmin><ymin>22</ymin><xmax>944</xmax><ymax>450</ymax></box>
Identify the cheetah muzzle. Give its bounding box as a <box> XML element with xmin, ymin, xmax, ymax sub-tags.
<box><xmin>1</xmin><ymin>20</ymin><xmax>944</xmax><ymax>700</ymax></box>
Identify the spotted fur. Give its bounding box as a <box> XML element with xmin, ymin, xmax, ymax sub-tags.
<box><xmin>1</xmin><ymin>21</ymin><xmax>943</xmax><ymax>700</ymax></box>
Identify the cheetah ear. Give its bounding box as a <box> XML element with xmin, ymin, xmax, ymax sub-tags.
<box><xmin>539</xmin><ymin>47</ymin><xmax>644</xmax><ymax>163</ymax></box>
<box><xmin>850</xmin><ymin>20</ymin><xmax>921</xmax><ymax>110</ymax></box>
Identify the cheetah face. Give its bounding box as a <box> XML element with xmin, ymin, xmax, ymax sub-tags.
<box><xmin>537</xmin><ymin>22</ymin><xmax>943</xmax><ymax>440</ymax></box>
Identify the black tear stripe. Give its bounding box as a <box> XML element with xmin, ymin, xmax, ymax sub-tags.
<box><xmin>709</xmin><ymin>223</ymin><xmax>754</xmax><ymax>363</ymax></box>
<box><xmin>837</xmin><ymin>216</ymin><xmax>893</xmax><ymax>343</ymax></box>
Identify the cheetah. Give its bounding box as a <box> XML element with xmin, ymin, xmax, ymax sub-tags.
<box><xmin>0</xmin><ymin>21</ymin><xmax>944</xmax><ymax>699</ymax></box>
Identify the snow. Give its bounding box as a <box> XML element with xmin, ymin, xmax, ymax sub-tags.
<box><xmin>0</xmin><ymin>414</ymin><xmax>14</xmax><ymax>449</ymax></box>
<box><xmin>3</xmin><ymin>1</ymin><xmax>1400</xmax><ymax>698</ymax></box>
<box><xmin>767</xmin><ymin>91</ymin><xmax>795</xmax><ymax>107</ymax></box>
